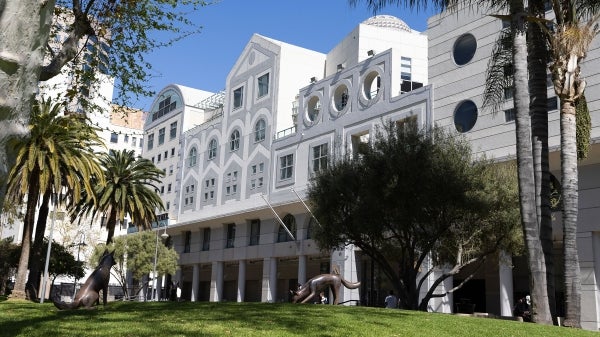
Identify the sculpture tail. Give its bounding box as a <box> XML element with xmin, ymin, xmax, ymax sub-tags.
<box><xmin>52</xmin><ymin>296</ymin><xmax>80</xmax><ymax>310</ymax></box>
<box><xmin>341</xmin><ymin>278</ymin><xmax>361</xmax><ymax>289</ymax></box>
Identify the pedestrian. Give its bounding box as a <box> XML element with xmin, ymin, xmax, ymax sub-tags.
<box><xmin>384</xmin><ymin>290</ymin><xmax>398</xmax><ymax>308</ymax></box>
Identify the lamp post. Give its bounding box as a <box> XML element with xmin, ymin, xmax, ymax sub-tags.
<box><xmin>40</xmin><ymin>203</ymin><xmax>58</xmax><ymax>304</ymax></box>
<box><xmin>152</xmin><ymin>224</ymin><xmax>169</xmax><ymax>301</ymax></box>
<box><xmin>71</xmin><ymin>238</ymin><xmax>86</xmax><ymax>299</ymax></box>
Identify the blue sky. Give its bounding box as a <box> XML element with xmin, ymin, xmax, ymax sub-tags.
<box><xmin>131</xmin><ymin>0</ymin><xmax>439</xmax><ymax>111</ymax></box>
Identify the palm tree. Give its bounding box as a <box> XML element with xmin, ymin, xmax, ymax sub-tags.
<box><xmin>5</xmin><ymin>97</ymin><xmax>104</xmax><ymax>300</ymax></box>
<box><xmin>545</xmin><ymin>2</ymin><xmax>600</xmax><ymax>327</ymax></box>
<box><xmin>77</xmin><ymin>149</ymin><xmax>165</xmax><ymax>244</ymax></box>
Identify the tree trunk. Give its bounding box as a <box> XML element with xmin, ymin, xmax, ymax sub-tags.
<box><xmin>10</xmin><ymin>174</ymin><xmax>40</xmax><ymax>300</ymax></box>
<box><xmin>527</xmin><ymin>0</ymin><xmax>556</xmax><ymax>320</ymax></box>
<box><xmin>27</xmin><ymin>189</ymin><xmax>51</xmax><ymax>299</ymax></box>
<box><xmin>560</xmin><ymin>100</ymin><xmax>581</xmax><ymax>328</ymax></box>
<box><xmin>510</xmin><ymin>0</ymin><xmax>552</xmax><ymax>324</ymax></box>
<box><xmin>106</xmin><ymin>207</ymin><xmax>119</xmax><ymax>245</ymax></box>
<box><xmin>0</xmin><ymin>0</ymin><xmax>55</xmax><ymax>211</ymax></box>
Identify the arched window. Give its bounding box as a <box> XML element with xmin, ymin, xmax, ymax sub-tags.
<box><xmin>277</xmin><ymin>214</ymin><xmax>296</xmax><ymax>242</ymax></box>
<box><xmin>188</xmin><ymin>147</ymin><xmax>197</xmax><ymax>167</ymax></box>
<box><xmin>230</xmin><ymin>130</ymin><xmax>240</xmax><ymax>151</ymax></box>
<box><xmin>208</xmin><ymin>139</ymin><xmax>217</xmax><ymax>160</ymax></box>
<box><xmin>254</xmin><ymin>119</ymin><xmax>266</xmax><ymax>142</ymax></box>
<box><xmin>306</xmin><ymin>218</ymin><xmax>317</xmax><ymax>239</ymax></box>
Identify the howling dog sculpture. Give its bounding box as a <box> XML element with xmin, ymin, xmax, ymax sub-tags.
<box><xmin>291</xmin><ymin>273</ymin><xmax>360</xmax><ymax>305</ymax></box>
<box><xmin>53</xmin><ymin>250</ymin><xmax>116</xmax><ymax>310</ymax></box>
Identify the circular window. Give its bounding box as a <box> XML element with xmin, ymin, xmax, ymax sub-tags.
<box><xmin>306</xmin><ymin>96</ymin><xmax>321</xmax><ymax>122</ymax></box>
<box><xmin>453</xmin><ymin>34</ymin><xmax>477</xmax><ymax>66</ymax></box>
<box><xmin>363</xmin><ymin>71</ymin><xmax>381</xmax><ymax>100</ymax></box>
<box><xmin>454</xmin><ymin>100</ymin><xmax>478</xmax><ymax>133</ymax></box>
<box><xmin>332</xmin><ymin>84</ymin><xmax>349</xmax><ymax>113</ymax></box>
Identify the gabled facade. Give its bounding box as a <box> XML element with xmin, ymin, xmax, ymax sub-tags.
<box><xmin>159</xmin><ymin>16</ymin><xmax>430</xmax><ymax>305</ymax></box>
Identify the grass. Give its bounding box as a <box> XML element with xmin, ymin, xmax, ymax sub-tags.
<box><xmin>0</xmin><ymin>299</ymin><xmax>597</xmax><ymax>337</ymax></box>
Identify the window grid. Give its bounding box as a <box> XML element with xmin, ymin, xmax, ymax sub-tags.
<box><xmin>280</xmin><ymin>154</ymin><xmax>294</xmax><ymax>180</ymax></box>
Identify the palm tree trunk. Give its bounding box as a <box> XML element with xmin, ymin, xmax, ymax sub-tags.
<box><xmin>106</xmin><ymin>207</ymin><xmax>119</xmax><ymax>244</ymax></box>
<box><xmin>10</xmin><ymin>174</ymin><xmax>40</xmax><ymax>299</ymax></box>
<box><xmin>510</xmin><ymin>0</ymin><xmax>552</xmax><ymax>324</ymax></box>
<box><xmin>27</xmin><ymin>188</ymin><xmax>51</xmax><ymax>299</ymax></box>
<box><xmin>527</xmin><ymin>0</ymin><xmax>556</xmax><ymax>320</ymax></box>
<box><xmin>560</xmin><ymin>100</ymin><xmax>581</xmax><ymax>328</ymax></box>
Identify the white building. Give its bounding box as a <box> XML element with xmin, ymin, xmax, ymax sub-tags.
<box><xmin>151</xmin><ymin>16</ymin><xmax>429</xmax><ymax>304</ymax></box>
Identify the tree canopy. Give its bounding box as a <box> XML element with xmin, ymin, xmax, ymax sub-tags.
<box><xmin>308</xmin><ymin>121</ymin><xmax>522</xmax><ymax>310</ymax></box>
<box><xmin>92</xmin><ymin>230</ymin><xmax>178</xmax><ymax>299</ymax></box>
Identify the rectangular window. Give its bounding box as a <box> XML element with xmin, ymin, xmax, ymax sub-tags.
<box><xmin>252</xmin><ymin>165</ymin><xmax>257</xmax><ymax>174</ymax></box>
<box><xmin>124</xmin><ymin>134</ymin><xmax>129</xmax><ymax>143</ymax></box>
<box><xmin>401</xmin><ymin>57</ymin><xmax>412</xmax><ymax>81</ymax></box>
<box><xmin>547</xmin><ymin>96</ymin><xmax>558</xmax><ymax>111</ymax></box>
<box><xmin>183</xmin><ymin>231</ymin><xmax>191</xmax><ymax>253</ymax></box>
<box><xmin>258</xmin><ymin>177</ymin><xmax>263</xmax><ymax>187</ymax></box>
<box><xmin>157</xmin><ymin>154</ymin><xmax>161</xmax><ymax>162</ymax></box>
<box><xmin>504</xmin><ymin>87</ymin><xmax>514</xmax><ymax>100</ymax></box>
<box><xmin>280</xmin><ymin>154</ymin><xmax>294</xmax><ymax>180</ymax></box>
<box><xmin>257</xmin><ymin>73</ymin><xmax>269</xmax><ymax>98</ymax></box>
<box><xmin>226</xmin><ymin>223</ymin><xmax>235</xmax><ymax>248</ymax></box>
<box><xmin>110</xmin><ymin>132</ymin><xmax>118</xmax><ymax>143</ymax></box>
<box><xmin>132</xmin><ymin>137</ymin><xmax>137</xmax><ymax>146</ymax></box>
<box><xmin>139</xmin><ymin>138</ymin><xmax>143</xmax><ymax>148</ymax></box>
<box><xmin>232</xmin><ymin>184</ymin><xmax>237</xmax><ymax>194</ymax></box>
<box><xmin>249</xmin><ymin>220</ymin><xmax>260</xmax><ymax>246</ymax></box>
<box><xmin>171</xmin><ymin>148</ymin><xmax>175</xmax><ymax>156</ymax></box>
<box><xmin>233</xmin><ymin>86</ymin><xmax>244</xmax><ymax>110</ymax></box>
<box><xmin>160</xmin><ymin>186</ymin><xmax>164</xmax><ymax>194</ymax></box>
<box><xmin>210</xmin><ymin>191</ymin><xmax>214</xmax><ymax>199</ymax></box>
<box><xmin>166</xmin><ymin>202</ymin><xmax>170</xmax><ymax>210</ymax></box>
<box><xmin>351</xmin><ymin>132</ymin><xmax>370</xmax><ymax>160</ymax></box>
<box><xmin>259</xmin><ymin>163</ymin><xmax>264</xmax><ymax>173</ymax></box>
<box><xmin>169</xmin><ymin>165</ymin><xmax>173</xmax><ymax>176</ymax></box>
<box><xmin>158</xmin><ymin>128</ymin><xmax>165</xmax><ymax>145</ymax></box>
<box><xmin>250</xmin><ymin>179</ymin><xmax>256</xmax><ymax>189</ymax></box>
<box><xmin>312</xmin><ymin>144</ymin><xmax>328</xmax><ymax>172</ymax></box>
<box><xmin>226</xmin><ymin>186</ymin><xmax>231</xmax><ymax>195</ymax></box>
<box><xmin>205</xmin><ymin>179</ymin><xmax>210</xmax><ymax>187</ymax></box>
<box><xmin>170</xmin><ymin>121</ymin><xmax>177</xmax><ymax>139</ymax></box>
<box><xmin>168</xmin><ymin>184</ymin><xmax>172</xmax><ymax>193</ymax></box>
<box><xmin>147</xmin><ymin>134</ymin><xmax>154</xmax><ymax>150</ymax></box>
<box><xmin>233</xmin><ymin>171</ymin><xmax>238</xmax><ymax>181</ymax></box>
<box><xmin>164</xmin><ymin>151</ymin><xmax>168</xmax><ymax>159</ymax></box>
<box><xmin>202</xmin><ymin>228</ymin><xmax>210</xmax><ymax>251</ymax></box>
<box><xmin>204</xmin><ymin>192</ymin><xmax>208</xmax><ymax>200</ymax></box>
<box><xmin>504</xmin><ymin>108</ymin><xmax>516</xmax><ymax>122</ymax></box>
<box><xmin>547</xmin><ymin>73</ymin><xmax>553</xmax><ymax>88</ymax></box>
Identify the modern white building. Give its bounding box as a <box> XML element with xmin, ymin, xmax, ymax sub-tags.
<box><xmin>427</xmin><ymin>5</ymin><xmax>600</xmax><ymax>329</ymax></box>
<box><xmin>151</xmin><ymin>15</ymin><xmax>429</xmax><ymax>304</ymax></box>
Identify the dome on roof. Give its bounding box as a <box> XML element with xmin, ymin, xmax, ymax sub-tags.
<box><xmin>362</xmin><ymin>15</ymin><xmax>411</xmax><ymax>32</ymax></box>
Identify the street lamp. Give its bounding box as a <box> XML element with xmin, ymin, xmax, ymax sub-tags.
<box><xmin>152</xmin><ymin>224</ymin><xmax>169</xmax><ymax>301</ymax></box>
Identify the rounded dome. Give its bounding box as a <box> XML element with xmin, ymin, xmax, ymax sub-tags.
<box><xmin>362</xmin><ymin>15</ymin><xmax>411</xmax><ymax>32</ymax></box>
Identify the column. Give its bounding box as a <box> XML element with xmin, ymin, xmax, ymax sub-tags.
<box><xmin>298</xmin><ymin>255</ymin><xmax>307</xmax><ymax>285</ymax></box>
<box><xmin>191</xmin><ymin>264</ymin><xmax>200</xmax><ymax>302</ymax></box>
<box><xmin>499</xmin><ymin>251</ymin><xmax>514</xmax><ymax>317</ymax></box>
<box><xmin>237</xmin><ymin>260</ymin><xmax>246</xmax><ymax>302</ymax></box>
<box><xmin>210</xmin><ymin>261</ymin><xmax>223</xmax><ymax>302</ymax></box>
<box><xmin>579</xmin><ymin>232</ymin><xmax>600</xmax><ymax>330</ymax></box>
<box><xmin>261</xmin><ymin>257</ymin><xmax>277</xmax><ymax>302</ymax></box>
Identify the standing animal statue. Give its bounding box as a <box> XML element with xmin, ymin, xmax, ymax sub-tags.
<box><xmin>291</xmin><ymin>273</ymin><xmax>360</xmax><ymax>305</ymax></box>
<box><xmin>53</xmin><ymin>250</ymin><xmax>116</xmax><ymax>310</ymax></box>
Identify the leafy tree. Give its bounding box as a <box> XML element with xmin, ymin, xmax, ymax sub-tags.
<box><xmin>91</xmin><ymin>231</ymin><xmax>178</xmax><ymax>300</ymax></box>
<box><xmin>308</xmin><ymin>122</ymin><xmax>522</xmax><ymax>310</ymax></box>
<box><xmin>0</xmin><ymin>238</ymin><xmax>20</xmax><ymax>296</ymax></box>
<box><xmin>5</xmin><ymin>97</ymin><xmax>103</xmax><ymax>300</ymax></box>
<box><xmin>74</xmin><ymin>149</ymin><xmax>165</xmax><ymax>244</ymax></box>
<box><xmin>0</xmin><ymin>0</ymin><xmax>209</xmax><ymax>227</ymax></box>
<box><xmin>42</xmin><ymin>239</ymin><xmax>86</xmax><ymax>286</ymax></box>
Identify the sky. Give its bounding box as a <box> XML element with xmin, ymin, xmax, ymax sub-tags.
<box><xmin>130</xmin><ymin>0</ymin><xmax>440</xmax><ymax>111</ymax></box>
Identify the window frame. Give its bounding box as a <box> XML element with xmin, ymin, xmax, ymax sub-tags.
<box><xmin>279</xmin><ymin>154</ymin><xmax>294</xmax><ymax>181</ymax></box>
<box><xmin>257</xmin><ymin>73</ymin><xmax>270</xmax><ymax>98</ymax></box>
<box><xmin>230</xmin><ymin>130</ymin><xmax>240</xmax><ymax>151</ymax></box>
<box><xmin>158</xmin><ymin>127</ymin><xmax>165</xmax><ymax>145</ymax></box>
<box><xmin>188</xmin><ymin>147</ymin><xmax>197</xmax><ymax>167</ymax></box>
<box><xmin>233</xmin><ymin>86</ymin><xmax>244</xmax><ymax>110</ymax></box>
<box><xmin>208</xmin><ymin>138</ymin><xmax>217</xmax><ymax>160</ymax></box>
<box><xmin>170</xmin><ymin>121</ymin><xmax>177</xmax><ymax>139</ymax></box>
<box><xmin>254</xmin><ymin>119</ymin><xmax>266</xmax><ymax>142</ymax></box>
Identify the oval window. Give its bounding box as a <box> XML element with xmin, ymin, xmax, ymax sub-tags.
<box><xmin>453</xmin><ymin>34</ymin><xmax>477</xmax><ymax>66</ymax></box>
<box><xmin>454</xmin><ymin>100</ymin><xmax>478</xmax><ymax>133</ymax></box>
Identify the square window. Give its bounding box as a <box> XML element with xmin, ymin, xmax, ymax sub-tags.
<box><xmin>233</xmin><ymin>86</ymin><xmax>244</xmax><ymax>110</ymax></box>
<box><xmin>257</xmin><ymin>73</ymin><xmax>269</xmax><ymax>98</ymax></box>
<box><xmin>110</xmin><ymin>132</ymin><xmax>118</xmax><ymax>143</ymax></box>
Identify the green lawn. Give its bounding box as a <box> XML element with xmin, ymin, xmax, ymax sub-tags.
<box><xmin>0</xmin><ymin>299</ymin><xmax>596</xmax><ymax>337</ymax></box>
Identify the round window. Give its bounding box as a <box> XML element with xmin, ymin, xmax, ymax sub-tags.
<box><xmin>453</xmin><ymin>34</ymin><xmax>477</xmax><ymax>66</ymax></box>
<box><xmin>363</xmin><ymin>71</ymin><xmax>381</xmax><ymax>100</ymax></box>
<box><xmin>332</xmin><ymin>84</ymin><xmax>349</xmax><ymax>112</ymax></box>
<box><xmin>454</xmin><ymin>100</ymin><xmax>478</xmax><ymax>133</ymax></box>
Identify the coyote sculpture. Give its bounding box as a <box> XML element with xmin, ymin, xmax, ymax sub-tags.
<box><xmin>53</xmin><ymin>250</ymin><xmax>116</xmax><ymax>310</ymax></box>
<box><xmin>291</xmin><ymin>273</ymin><xmax>360</xmax><ymax>305</ymax></box>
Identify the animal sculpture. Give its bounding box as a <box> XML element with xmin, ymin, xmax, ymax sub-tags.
<box><xmin>291</xmin><ymin>273</ymin><xmax>360</xmax><ymax>305</ymax></box>
<box><xmin>53</xmin><ymin>250</ymin><xmax>116</xmax><ymax>310</ymax></box>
